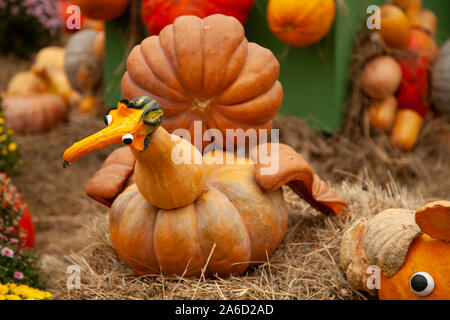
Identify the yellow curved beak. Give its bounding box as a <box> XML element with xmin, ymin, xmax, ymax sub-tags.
<box><xmin>63</xmin><ymin>103</ymin><xmax>145</xmax><ymax>165</ymax></box>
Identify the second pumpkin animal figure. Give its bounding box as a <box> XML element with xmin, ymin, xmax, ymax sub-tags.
<box><xmin>64</xmin><ymin>96</ymin><xmax>348</xmax><ymax>277</ymax></box>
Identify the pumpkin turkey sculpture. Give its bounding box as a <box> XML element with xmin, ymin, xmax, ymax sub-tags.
<box><xmin>340</xmin><ymin>201</ymin><xmax>450</xmax><ymax>300</ymax></box>
<box><xmin>64</xmin><ymin>96</ymin><xmax>348</xmax><ymax>277</ymax></box>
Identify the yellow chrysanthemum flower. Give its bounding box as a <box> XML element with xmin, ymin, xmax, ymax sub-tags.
<box><xmin>5</xmin><ymin>284</ymin><xmax>53</xmax><ymax>300</ymax></box>
<box><xmin>7</xmin><ymin>129</ymin><xmax>14</xmax><ymax>135</ymax></box>
<box><xmin>0</xmin><ymin>284</ymin><xmax>8</xmax><ymax>295</ymax></box>
<box><xmin>8</xmin><ymin>142</ymin><xmax>17</xmax><ymax>152</ymax></box>
<box><xmin>5</xmin><ymin>294</ymin><xmax>21</xmax><ymax>300</ymax></box>
<box><xmin>0</xmin><ymin>118</ymin><xmax>4</xmax><ymax>125</ymax></box>
<box><xmin>0</xmin><ymin>135</ymin><xmax>7</xmax><ymax>142</ymax></box>
<box><xmin>1</xmin><ymin>149</ymin><xmax>7</xmax><ymax>156</ymax></box>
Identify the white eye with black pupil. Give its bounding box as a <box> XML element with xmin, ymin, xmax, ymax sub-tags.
<box><xmin>410</xmin><ymin>272</ymin><xmax>435</xmax><ymax>297</ymax></box>
<box><xmin>104</xmin><ymin>115</ymin><xmax>112</xmax><ymax>126</ymax></box>
<box><xmin>122</xmin><ymin>134</ymin><xmax>134</xmax><ymax>145</ymax></box>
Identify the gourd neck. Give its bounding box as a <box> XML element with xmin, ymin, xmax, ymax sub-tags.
<box><xmin>131</xmin><ymin>127</ymin><xmax>207</xmax><ymax>209</ymax></box>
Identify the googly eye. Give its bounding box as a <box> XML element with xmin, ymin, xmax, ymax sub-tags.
<box><xmin>410</xmin><ymin>272</ymin><xmax>435</xmax><ymax>297</ymax></box>
<box><xmin>122</xmin><ymin>133</ymin><xmax>134</xmax><ymax>145</ymax></box>
<box><xmin>104</xmin><ymin>115</ymin><xmax>112</xmax><ymax>126</ymax></box>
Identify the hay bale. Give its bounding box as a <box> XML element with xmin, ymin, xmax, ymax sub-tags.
<box><xmin>45</xmin><ymin>174</ymin><xmax>426</xmax><ymax>300</ymax></box>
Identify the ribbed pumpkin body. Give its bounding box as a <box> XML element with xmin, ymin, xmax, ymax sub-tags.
<box><xmin>110</xmin><ymin>163</ymin><xmax>288</xmax><ymax>277</ymax></box>
<box><xmin>266</xmin><ymin>0</ymin><xmax>336</xmax><ymax>47</ymax></box>
<box><xmin>432</xmin><ymin>40</ymin><xmax>450</xmax><ymax>116</ymax></box>
<box><xmin>378</xmin><ymin>234</ymin><xmax>450</xmax><ymax>300</ymax></box>
<box><xmin>121</xmin><ymin>14</ymin><xmax>283</xmax><ymax>150</ymax></box>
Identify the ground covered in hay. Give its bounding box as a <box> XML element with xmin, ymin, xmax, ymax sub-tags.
<box><xmin>8</xmin><ymin>108</ymin><xmax>448</xmax><ymax>300</ymax></box>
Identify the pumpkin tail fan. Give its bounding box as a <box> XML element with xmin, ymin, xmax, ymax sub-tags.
<box><xmin>250</xmin><ymin>143</ymin><xmax>348</xmax><ymax>217</ymax></box>
<box><xmin>287</xmin><ymin>173</ymin><xmax>349</xmax><ymax>216</ymax></box>
<box><xmin>86</xmin><ymin>147</ymin><xmax>136</xmax><ymax>207</ymax></box>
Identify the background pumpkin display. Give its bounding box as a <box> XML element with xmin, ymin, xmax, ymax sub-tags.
<box><xmin>378</xmin><ymin>4</ymin><xmax>412</xmax><ymax>48</ymax></box>
<box><xmin>266</xmin><ymin>0</ymin><xmax>336</xmax><ymax>47</ymax></box>
<box><xmin>2</xmin><ymin>94</ymin><xmax>69</xmax><ymax>134</ymax></box>
<box><xmin>141</xmin><ymin>0</ymin><xmax>254</xmax><ymax>35</ymax></box>
<box><xmin>432</xmin><ymin>39</ymin><xmax>450</xmax><ymax>116</ymax></box>
<box><xmin>65</xmin><ymin>29</ymin><xmax>105</xmax><ymax>113</ymax></box>
<box><xmin>359</xmin><ymin>1</ymin><xmax>443</xmax><ymax>151</ymax></box>
<box><xmin>1</xmin><ymin>47</ymin><xmax>75</xmax><ymax>134</ymax></box>
<box><xmin>121</xmin><ymin>14</ymin><xmax>283</xmax><ymax>150</ymax></box>
<box><xmin>73</xmin><ymin>0</ymin><xmax>130</xmax><ymax>21</ymax></box>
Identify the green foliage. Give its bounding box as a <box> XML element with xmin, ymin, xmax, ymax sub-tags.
<box><xmin>0</xmin><ymin>237</ymin><xmax>45</xmax><ymax>289</ymax></box>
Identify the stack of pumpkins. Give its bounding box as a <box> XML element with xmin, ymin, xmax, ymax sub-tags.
<box><xmin>2</xmin><ymin>28</ymin><xmax>105</xmax><ymax>134</ymax></box>
<box><xmin>362</xmin><ymin>0</ymin><xmax>442</xmax><ymax>151</ymax></box>
<box><xmin>2</xmin><ymin>47</ymin><xmax>74</xmax><ymax>134</ymax></box>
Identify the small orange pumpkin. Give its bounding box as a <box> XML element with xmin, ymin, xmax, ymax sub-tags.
<box><xmin>369</xmin><ymin>96</ymin><xmax>398</xmax><ymax>132</ymax></box>
<box><xmin>266</xmin><ymin>0</ymin><xmax>336</xmax><ymax>47</ymax></box>
<box><xmin>121</xmin><ymin>14</ymin><xmax>283</xmax><ymax>150</ymax></box>
<box><xmin>341</xmin><ymin>201</ymin><xmax>450</xmax><ymax>300</ymax></box>
<box><xmin>378</xmin><ymin>5</ymin><xmax>412</xmax><ymax>48</ymax></box>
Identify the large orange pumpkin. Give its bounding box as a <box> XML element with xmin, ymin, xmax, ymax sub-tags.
<box><xmin>73</xmin><ymin>0</ymin><xmax>129</xmax><ymax>20</ymax></box>
<box><xmin>266</xmin><ymin>0</ymin><xmax>336</xmax><ymax>47</ymax></box>
<box><xmin>121</xmin><ymin>14</ymin><xmax>283</xmax><ymax>150</ymax></box>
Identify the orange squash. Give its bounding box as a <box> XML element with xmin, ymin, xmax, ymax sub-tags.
<box><xmin>121</xmin><ymin>14</ymin><xmax>283</xmax><ymax>151</ymax></box>
<box><xmin>341</xmin><ymin>201</ymin><xmax>450</xmax><ymax>300</ymax></box>
<box><xmin>31</xmin><ymin>46</ymin><xmax>75</xmax><ymax>103</ymax></box>
<box><xmin>394</xmin><ymin>0</ymin><xmax>422</xmax><ymax>26</ymax></box>
<box><xmin>73</xmin><ymin>0</ymin><xmax>130</xmax><ymax>20</ymax></box>
<box><xmin>63</xmin><ymin>97</ymin><xmax>348</xmax><ymax>277</ymax></box>
<box><xmin>369</xmin><ymin>96</ymin><xmax>398</xmax><ymax>132</ymax></box>
<box><xmin>390</xmin><ymin>109</ymin><xmax>423</xmax><ymax>151</ymax></box>
<box><xmin>266</xmin><ymin>0</ymin><xmax>336</xmax><ymax>47</ymax></box>
<box><xmin>379</xmin><ymin>5</ymin><xmax>412</xmax><ymax>48</ymax></box>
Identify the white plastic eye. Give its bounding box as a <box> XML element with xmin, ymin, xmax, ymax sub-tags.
<box><xmin>122</xmin><ymin>133</ymin><xmax>134</xmax><ymax>145</ymax></box>
<box><xmin>104</xmin><ymin>115</ymin><xmax>112</xmax><ymax>126</ymax></box>
<box><xmin>410</xmin><ymin>272</ymin><xmax>435</xmax><ymax>297</ymax></box>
